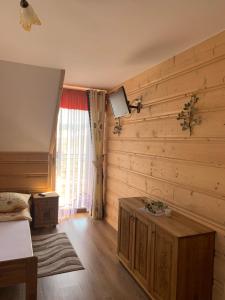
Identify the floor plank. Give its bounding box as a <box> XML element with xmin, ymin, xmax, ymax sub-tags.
<box><xmin>0</xmin><ymin>215</ymin><xmax>149</xmax><ymax>300</ymax></box>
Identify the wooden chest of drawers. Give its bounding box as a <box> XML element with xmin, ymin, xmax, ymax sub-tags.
<box><xmin>32</xmin><ymin>192</ymin><xmax>59</xmax><ymax>228</ymax></box>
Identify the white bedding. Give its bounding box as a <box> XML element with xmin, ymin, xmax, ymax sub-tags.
<box><xmin>0</xmin><ymin>220</ymin><xmax>33</xmax><ymax>261</ymax></box>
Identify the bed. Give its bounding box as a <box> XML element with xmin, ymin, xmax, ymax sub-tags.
<box><xmin>0</xmin><ymin>151</ymin><xmax>52</xmax><ymax>300</ymax></box>
<box><xmin>0</xmin><ymin>203</ymin><xmax>37</xmax><ymax>300</ymax></box>
<box><xmin>0</xmin><ymin>220</ymin><xmax>37</xmax><ymax>300</ymax></box>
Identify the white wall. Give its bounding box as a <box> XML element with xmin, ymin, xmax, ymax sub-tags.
<box><xmin>0</xmin><ymin>60</ymin><xmax>64</xmax><ymax>151</ymax></box>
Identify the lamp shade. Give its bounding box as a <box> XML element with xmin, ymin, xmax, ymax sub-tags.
<box><xmin>20</xmin><ymin>3</ymin><xmax>41</xmax><ymax>31</ymax></box>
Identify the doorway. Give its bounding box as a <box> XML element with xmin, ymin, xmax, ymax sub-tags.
<box><xmin>56</xmin><ymin>89</ymin><xmax>93</xmax><ymax>220</ymax></box>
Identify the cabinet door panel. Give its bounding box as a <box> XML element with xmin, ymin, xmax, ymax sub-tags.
<box><xmin>118</xmin><ymin>205</ymin><xmax>133</xmax><ymax>267</ymax></box>
<box><xmin>133</xmin><ymin>214</ymin><xmax>152</xmax><ymax>288</ymax></box>
<box><xmin>152</xmin><ymin>226</ymin><xmax>176</xmax><ymax>300</ymax></box>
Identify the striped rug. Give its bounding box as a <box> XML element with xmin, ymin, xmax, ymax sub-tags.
<box><xmin>32</xmin><ymin>232</ymin><xmax>84</xmax><ymax>278</ymax></box>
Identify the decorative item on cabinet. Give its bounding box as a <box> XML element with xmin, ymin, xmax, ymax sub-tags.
<box><xmin>117</xmin><ymin>197</ymin><xmax>215</xmax><ymax>300</ymax></box>
<box><xmin>144</xmin><ymin>199</ymin><xmax>169</xmax><ymax>216</ymax></box>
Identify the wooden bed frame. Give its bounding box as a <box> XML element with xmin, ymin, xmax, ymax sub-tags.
<box><xmin>0</xmin><ymin>150</ymin><xmax>55</xmax><ymax>299</ymax></box>
<box><xmin>0</xmin><ymin>257</ymin><xmax>37</xmax><ymax>300</ymax></box>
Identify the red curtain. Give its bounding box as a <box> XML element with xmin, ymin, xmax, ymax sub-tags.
<box><xmin>60</xmin><ymin>88</ymin><xmax>88</xmax><ymax>110</ymax></box>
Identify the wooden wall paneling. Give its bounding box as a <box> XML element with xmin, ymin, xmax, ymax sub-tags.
<box><xmin>105</xmin><ymin>30</ymin><xmax>225</xmax><ymax>299</ymax></box>
<box><xmin>107</xmin><ymin>87</ymin><xmax>225</xmax><ymax>127</ymax></box>
<box><xmin>124</xmin><ymin>31</ymin><xmax>225</xmax><ymax>94</ymax></box>
<box><xmin>107</xmin><ymin>152</ymin><xmax>225</xmax><ymax>197</ymax></box>
<box><xmin>107</xmin><ymin>139</ymin><xmax>225</xmax><ymax>167</ymax></box>
<box><xmin>48</xmin><ymin>151</ymin><xmax>56</xmax><ymax>191</ymax></box>
<box><xmin>107</xmin><ymin>165</ymin><xmax>225</xmax><ymax>229</ymax></box>
<box><xmin>107</xmin><ymin>110</ymin><xmax>225</xmax><ymax>139</ymax></box>
<box><xmin>0</xmin><ymin>152</ymin><xmax>49</xmax><ymax>193</ymax></box>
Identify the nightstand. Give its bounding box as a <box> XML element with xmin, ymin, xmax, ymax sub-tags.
<box><xmin>32</xmin><ymin>192</ymin><xmax>59</xmax><ymax>228</ymax></box>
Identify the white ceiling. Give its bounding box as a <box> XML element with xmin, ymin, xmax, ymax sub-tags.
<box><xmin>0</xmin><ymin>0</ymin><xmax>225</xmax><ymax>89</ymax></box>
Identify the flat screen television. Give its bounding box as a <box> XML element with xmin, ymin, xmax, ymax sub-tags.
<box><xmin>109</xmin><ymin>86</ymin><xmax>130</xmax><ymax>118</ymax></box>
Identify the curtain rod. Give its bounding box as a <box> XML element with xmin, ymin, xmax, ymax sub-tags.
<box><xmin>63</xmin><ymin>84</ymin><xmax>107</xmax><ymax>93</ymax></box>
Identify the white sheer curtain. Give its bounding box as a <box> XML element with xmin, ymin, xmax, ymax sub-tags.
<box><xmin>56</xmin><ymin>89</ymin><xmax>93</xmax><ymax>220</ymax></box>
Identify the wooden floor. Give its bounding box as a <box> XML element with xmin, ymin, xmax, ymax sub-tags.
<box><xmin>0</xmin><ymin>215</ymin><xmax>149</xmax><ymax>300</ymax></box>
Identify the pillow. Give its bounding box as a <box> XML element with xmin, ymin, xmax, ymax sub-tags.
<box><xmin>0</xmin><ymin>207</ymin><xmax>32</xmax><ymax>222</ymax></box>
<box><xmin>0</xmin><ymin>192</ymin><xmax>31</xmax><ymax>213</ymax></box>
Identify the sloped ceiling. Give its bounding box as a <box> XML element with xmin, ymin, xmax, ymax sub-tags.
<box><xmin>0</xmin><ymin>61</ymin><xmax>64</xmax><ymax>152</ymax></box>
<box><xmin>0</xmin><ymin>1</ymin><xmax>225</xmax><ymax>88</ymax></box>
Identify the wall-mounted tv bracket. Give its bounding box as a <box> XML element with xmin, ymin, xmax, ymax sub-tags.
<box><xmin>128</xmin><ymin>96</ymin><xmax>142</xmax><ymax>113</ymax></box>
